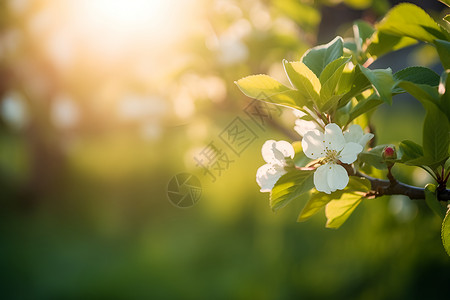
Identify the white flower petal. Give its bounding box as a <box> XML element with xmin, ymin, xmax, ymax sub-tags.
<box><xmin>294</xmin><ymin>119</ymin><xmax>319</xmax><ymax>137</ymax></box>
<box><xmin>256</xmin><ymin>163</ymin><xmax>286</xmax><ymax>192</ymax></box>
<box><xmin>274</xmin><ymin>140</ymin><xmax>295</xmax><ymax>159</ymax></box>
<box><xmin>343</xmin><ymin>124</ymin><xmax>363</xmax><ymax>143</ymax></box>
<box><xmin>261</xmin><ymin>140</ymin><xmax>277</xmax><ymax>164</ymax></box>
<box><xmin>302</xmin><ymin>130</ymin><xmax>325</xmax><ymax>159</ymax></box>
<box><xmin>261</xmin><ymin>140</ymin><xmax>294</xmax><ymax>164</ymax></box>
<box><xmin>326</xmin><ymin>164</ymin><xmax>349</xmax><ymax>191</ymax></box>
<box><xmin>314</xmin><ymin>164</ymin><xmax>332</xmax><ymax>194</ymax></box>
<box><xmin>292</xmin><ymin>109</ymin><xmax>305</xmax><ymax>118</ymax></box>
<box><xmin>359</xmin><ymin>133</ymin><xmax>374</xmax><ymax>148</ymax></box>
<box><xmin>339</xmin><ymin>142</ymin><xmax>363</xmax><ymax>164</ymax></box>
<box><xmin>324</xmin><ymin>123</ymin><xmax>345</xmax><ymax>151</ymax></box>
<box><xmin>344</xmin><ymin>124</ymin><xmax>374</xmax><ymax>148</ymax></box>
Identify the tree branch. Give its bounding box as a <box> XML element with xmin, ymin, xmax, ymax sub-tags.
<box><xmin>355</xmin><ymin>172</ymin><xmax>450</xmax><ymax>201</ymax></box>
<box><xmin>265</xmin><ymin>110</ymin><xmax>450</xmax><ymax>202</ymax></box>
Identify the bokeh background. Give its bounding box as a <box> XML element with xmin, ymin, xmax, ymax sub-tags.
<box><xmin>1</xmin><ymin>0</ymin><xmax>449</xmax><ymax>299</ymax></box>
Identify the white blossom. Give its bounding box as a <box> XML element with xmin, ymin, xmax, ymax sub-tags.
<box><xmin>293</xmin><ymin>109</ymin><xmax>321</xmax><ymax>137</ymax></box>
<box><xmin>344</xmin><ymin>124</ymin><xmax>374</xmax><ymax>148</ymax></box>
<box><xmin>256</xmin><ymin>140</ymin><xmax>294</xmax><ymax>192</ymax></box>
<box><xmin>302</xmin><ymin>123</ymin><xmax>371</xmax><ymax>194</ymax></box>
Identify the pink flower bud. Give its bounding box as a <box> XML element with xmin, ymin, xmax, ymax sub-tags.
<box><xmin>382</xmin><ymin>146</ymin><xmax>397</xmax><ymax>160</ymax></box>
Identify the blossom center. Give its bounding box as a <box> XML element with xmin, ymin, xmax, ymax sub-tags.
<box><xmin>324</xmin><ymin>149</ymin><xmax>339</xmax><ymax>164</ymax></box>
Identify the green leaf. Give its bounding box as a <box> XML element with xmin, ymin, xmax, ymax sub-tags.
<box><xmin>422</xmin><ymin>103</ymin><xmax>450</xmax><ymax>167</ymax></box>
<box><xmin>348</xmin><ymin>176</ymin><xmax>372</xmax><ymax>191</ymax></box>
<box><xmin>394</xmin><ymin>67</ymin><xmax>440</xmax><ymax>85</ymax></box>
<box><xmin>321</xmin><ymin>95</ymin><xmax>343</xmax><ymax>112</ymax></box>
<box><xmin>297</xmin><ymin>191</ymin><xmax>337</xmax><ymax>222</ymax></box>
<box><xmin>298</xmin><ymin>177</ymin><xmax>370</xmax><ymax>224</ymax></box>
<box><xmin>299</xmin><ymin>114</ymin><xmax>315</xmax><ymax>121</ymax></box>
<box><xmin>319</xmin><ymin>57</ymin><xmax>351</xmax><ymax>110</ymax></box>
<box><xmin>399</xmin><ymin>140</ymin><xmax>424</xmax><ymax>164</ymax></box>
<box><xmin>354</xmin><ymin>20</ymin><xmax>375</xmax><ymax>44</ymax></box>
<box><xmin>359</xmin><ymin>144</ymin><xmax>390</xmax><ymax>170</ymax></box>
<box><xmin>397</xmin><ymin>81</ymin><xmax>440</xmax><ymax>107</ymax></box>
<box><xmin>376</xmin><ymin>3</ymin><xmax>448</xmax><ymax>43</ymax></box>
<box><xmin>335</xmin><ymin>109</ymin><xmax>350</xmax><ymax>127</ymax></box>
<box><xmin>367</xmin><ymin>31</ymin><xmax>417</xmax><ymax>60</ymax></box>
<box><xmin>324</xmin><ymin>177</ymin><xmax>370</xmax><ymax>229</ymax></box>
<box><xmin>283</xmin><ymin>60</ymin><xmax>321</xmax><ymax>106</ymax></box>
<box><xmin>441</xmin><ymin>210</ymin><xmax>450</xmax><ymax>256</ymax></box>
<box><xmin>399</xmin><ymin>84</ymin><xmax>449</xmax><ymax>168</ymax></box>
<box><xmin>349</xmin><ymin>21</ymin><xmax>375</xmax><ymax>63</ymax></box>
<box><xmin>267</xmin><ymin>91</ymin><xmax>312</xmax><ymax>110</ymax></box>
<box><xmin>339</xmin><ymin>66</ymin><xmax>371</xmax><ymax>107</ymax></box>
<box><xmin>393</xmin><ymin>67</ymin><xmax>440</xmax><ymax>94</ymax></box>
<box><xmin>440</xmin><ymin>70</ymin><xmax>450</xmax><ymax>121</ymax></box>
<box><xmin>302</xmin><ymin>36</ymin><xmax>344</xmax><ymax>78</ymax></box>
<box><xmin>399</xmin><ymin>81</ymin><xmax>450</xmax><ymax>143</ymax></box>
<box><xmin>235</xmin><ymin>75</ymin><xmax>308</xmax><ymax>109</ymax></box>
<box><xmin>319</xmin><ymin>56</ymin><xmax>350</xmax><ymax>84</ymax></box>
<box><xmin>359</xmin><ymin>65</ymin><xmax>396</xmax><ymax>104</ymax></box>
<box><xmin>325</xmin><ymin>193</ymin><xmax>363</xmax><ymax>229</ymax></box>
<box><xmin>434</xmin><ymin>39</ymin><xmax>450</xmax><ymax>70</ymax></box>
<box><xmin>344</xmin><ymin>40</ymin><xmax>357</xmax><ymax>53</ymax></box>
<box><xmin>270</xmin><ymin>169</ymin><xmax>314</xmax><ymax>211</ymax></box>
<box><xmin>445</xmin><ymin>157</ymin><xmax>450</xmax><ymax>171</ymax></box>
<box><xmin>348</xmin><ymin>94</ymin><xmax>383</xmax><ymax>123</ymax></box>
<box><xmin>235</xmin><ymin>74</ymin><xmax>291</xmax><ymax>97</ymax></box>
<box><xmin>425</xmin><ymin>184</ymin><xmax>445</xmax><ymax>220</ymax></box>
<box><xmin>336</xmin><ymin>63</ymin><xmax>356</xmax><ymax>95</ymax></box>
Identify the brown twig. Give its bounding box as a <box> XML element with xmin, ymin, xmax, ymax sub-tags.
<box><xmin>355</xmin><ymin>172</ymin><xmax>450</xmax><ymax>201</ymax></box>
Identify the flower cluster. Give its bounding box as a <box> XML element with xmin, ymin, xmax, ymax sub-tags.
<box><xmin>256</xmin><ymin>121</ymin><xmax>373</xmax><ymax>194</ymax></box>
<box><xmin>256</xmin><ymin>140</ymin><xmax>294</xmax><ymax>192</ymax></box>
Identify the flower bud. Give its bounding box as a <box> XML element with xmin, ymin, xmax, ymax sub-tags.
<box><xmin>382</xmin><ymin>146</ymin><xmax>397</xmax><ymax>160</ymax></box>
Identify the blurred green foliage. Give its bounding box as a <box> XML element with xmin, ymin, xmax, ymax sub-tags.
<box><xmin>0</xmin><ymin>0</ymin><xmax>449</xmax><ymax>299</ymax></box>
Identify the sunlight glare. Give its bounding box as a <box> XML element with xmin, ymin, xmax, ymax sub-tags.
<box><xmin>51</xmin><ymin>0</ymin><xmax>197</xmax><ymax>63</ymax></box>
<box><xmin>79</xmin><ymin>0</ymin><xmax>172</xmax><ymax>39</ymax></box>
